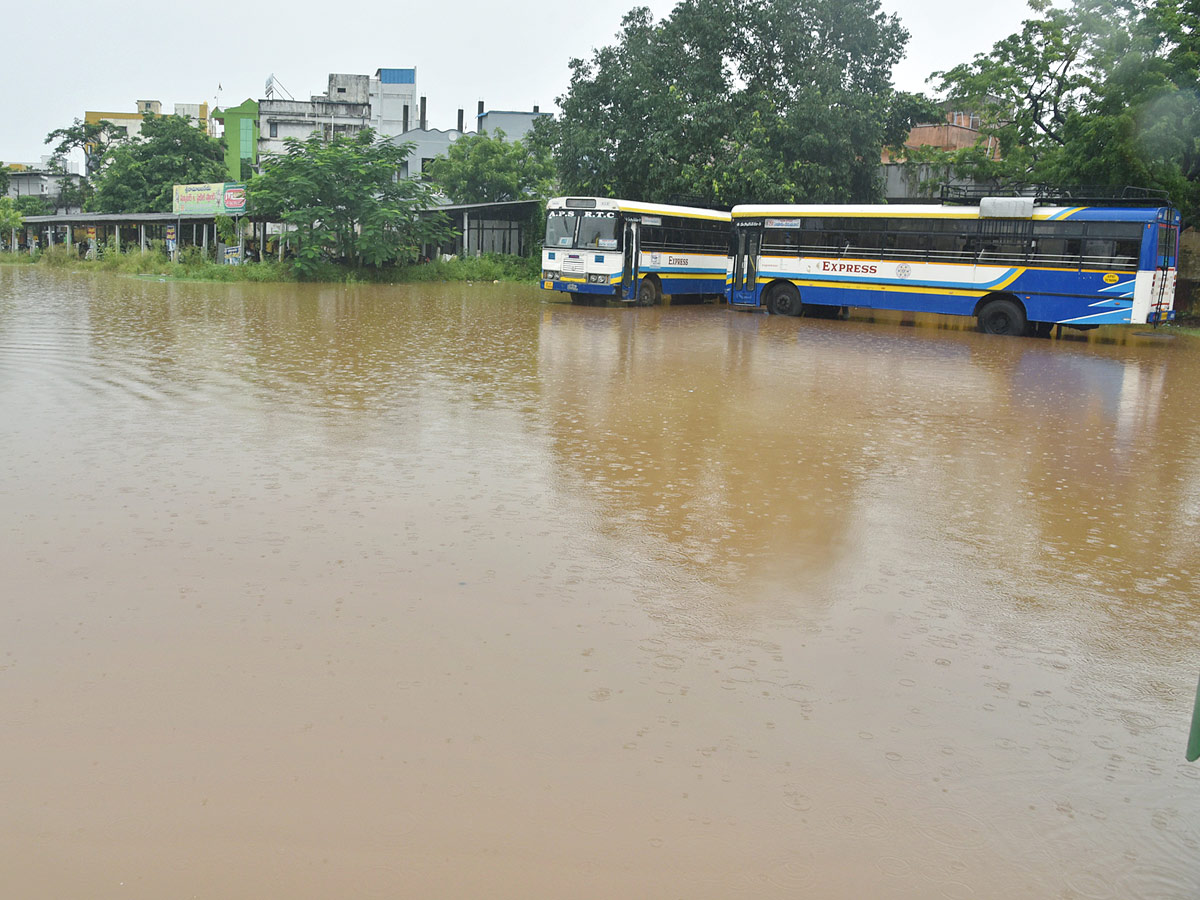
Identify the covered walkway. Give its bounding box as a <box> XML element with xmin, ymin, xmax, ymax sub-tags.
<box><xmin>9</xmin><ymin>212</ymin><xmax>236</xmax><ymax>256</ymax></box>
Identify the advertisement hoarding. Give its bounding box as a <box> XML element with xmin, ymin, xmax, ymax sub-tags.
<box><xmin>172</xmin><ymin>183</ymin><xmax>248</xmax><ymax>216</ymax></box>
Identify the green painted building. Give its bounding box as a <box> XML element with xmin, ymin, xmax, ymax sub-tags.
<box><xmin>212</xmin><ymin>99</ymin><xmax>259</xmax><ymax>182</ymax></box>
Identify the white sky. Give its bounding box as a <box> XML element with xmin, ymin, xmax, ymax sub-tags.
<box><xmin>1</xmin><ymin>0</ymin><xmax>1034</xmax><ymax>165</ymax></box>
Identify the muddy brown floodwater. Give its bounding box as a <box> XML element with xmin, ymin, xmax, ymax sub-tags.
<box><xmin>1</xmin><ymin>266</ymin><xmax>1198</xmax><ymax>899</ymax></box>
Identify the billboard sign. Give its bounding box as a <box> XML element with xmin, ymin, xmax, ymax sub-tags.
<box><xmin>172</xmin><ymin>182</ymin><xmax>248</xmax><ymax>216</ymax></box>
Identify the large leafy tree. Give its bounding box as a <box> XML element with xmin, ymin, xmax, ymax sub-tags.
<box><xmin>0</xmin><ymin>197</ymin><xmax>21</xmax><ymax>236</ymax></box>
<box><xmin>45</xmin><ymin>118</ymin><xmax>127</xmax><ymax>177</ymax></box>
<box><xmin>14</xmin><ymin>196</ymin><xmax>50</xmax><ymax>217</ymax></box>
<box><xmin>424</xmin><ymin>130</ymin><xmax>554</xmax><ymax>204</ymax></box>
<box><xmin>543</xmin><ymin>0</ymin><xmax>927</xmax><ymax>206</ymax></box>
<box><xmin>90</xmin><ymin>114</ymin><xmax>226</xmax><ymax>214</ymax></box>
<box><xmin>929</xmin><ymin>0</ymin><xmax>1200</xmax><ymax>217</ymax></box>
<box><xmin>248</xmin><ymin>128</ymin><xmax>451</xmax><ymax>276</ymax></box>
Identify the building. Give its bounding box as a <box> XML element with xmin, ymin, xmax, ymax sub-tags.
<box><xmin>250</xmin><ymin>68</ymin><xmax>544</xmax><ymax>173</ymax></box>
<box><xmin>212</xmin><ymin>99</ymin><xmax>260</xmax><ymax>182</ymax></box>
<box><xmin>392</xmin><ymin>122</ymin><xmax>470</xmax><ymax>179</ymax></box>
<box><xmin>85</xmin><ymin>100</ymin><xmax>213</xmax><ymax>143</ymax></box>
<box><xmin>5</xmin><ymin>159</ymin><xmax>85</xmax><ymax>213</ymax></box>
<box><xmin>882</xmin><ymin>106</ymin><xmax>1001</xmax><ymax>203</ymax></box>
<box><xmin>476</xmin><ymin>105</ymin><xmax>551</xmax><ymax>141</ymax></box>
<box><xmin>256</xmin><ymin>74</ymin><xmax>371</xmax><ymax>158</ymax></box>
<box><xmin>370</xmin><ymin>68</ymin><xmax>419</xmax><ymax>136</ymax></box>
<box><xmin>883</xmin><ymin>108</ymin><xmax>1000</xmax><ymax>163</ymax></box>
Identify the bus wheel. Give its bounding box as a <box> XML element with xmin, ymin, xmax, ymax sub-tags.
<box><xmin>977</xmin><ymin>298</ymin><xmax>1026</xmax><ymax>336</ymax></box>
<box><xmin>767</xmin><ymin>283</ymin><xmax>802</xmax><ymax>317</ymax></box>
<box><xmin>637</xmin><ymin>277</ymin><xmax>661</xmax><ymax>306</ymax></box>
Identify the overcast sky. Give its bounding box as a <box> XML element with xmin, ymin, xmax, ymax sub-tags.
<box><xmin>2</xmin><ymin>0</ymin><xmax>1034</xmax><ymax>165</ymax></box>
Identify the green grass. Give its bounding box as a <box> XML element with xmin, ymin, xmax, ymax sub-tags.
<box><xmin>24</xmin><ymin>244</ymin><xmax>540</xmax><ymax>285</ymax></box>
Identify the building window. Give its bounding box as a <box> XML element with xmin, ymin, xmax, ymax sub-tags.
<box><xmin>337</xmin><ymin>87</ymin><xmax>346</xmax><ymax>94</ymax></box>
<box><xmin>269</xmin><ymin>122</ymin><xmax>278</xmax><ymax>138</ymax></box>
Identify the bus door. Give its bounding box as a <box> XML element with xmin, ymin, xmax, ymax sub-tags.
<box><xmin>622</xmin><ymin>219</ymin><xmax>640</xmax><ymax>300</ymax></box>
<box><xmin>1152</xmin><ymin>213</ymin><xmax>1180</xmax><ymax>321</ymax></box>
<box><xmin>731</xmin><ymin>223</ymin><xmax>761</xmax><ymax>305</ymax></box>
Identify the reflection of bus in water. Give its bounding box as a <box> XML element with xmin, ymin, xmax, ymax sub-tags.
<box><xmin>542</xmin><ymin>197</ymin><xmax>731</xmax><ymax>306</ymax></box>
<box><xmin>728</xmin><ymin>193</ymin><xmax>1180</xmax><ymax>335</ymax></box>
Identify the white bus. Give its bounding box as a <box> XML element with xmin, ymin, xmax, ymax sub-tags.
<box><xmin>542</xmin><ymin>197</ymin><xmax>731</xmax><ymax>305</ymax></box>
<box><xmin>728</xmin><ymin>195</ymin><xmax>1179</xmax><ymax>334</ymax></box>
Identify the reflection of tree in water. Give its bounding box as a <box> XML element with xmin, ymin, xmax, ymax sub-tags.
<box><xmin>946</xmin><ymin>339</ymin><xmax>1199</xmax><ymax>655</ymax></box>
<box><xmin>81</xmin><ymin>280</ymin><xmax>544</xmax><ymax>416</ymax></box>
<box><xmin>536</xmin><ymin>307</ymin><xmax>870</xmax><ymax>597</ymax></box>
<box><xmin>537</xmin><ymin>308</ymin><xmax>1200</xmax><ymax>655</ymax></box>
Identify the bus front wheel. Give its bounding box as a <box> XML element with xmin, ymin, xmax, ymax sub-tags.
<box><xmin>637</xmin><ymin>277</ymin><xmax>661</xmax><ymax>307</ymax></box>
<box><xmin>977</xmin><ymin>298</ymin><xmax>1026</xmax><ymax>336</ymax></box>
<box><xmin>767</xmin><ymin>283</ymin><xmax>802</xmax><ymax>317</ymax></box>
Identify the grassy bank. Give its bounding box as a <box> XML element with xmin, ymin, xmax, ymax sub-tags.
<box><xmin>9</xmin><ymin>245</ymin><xmax>541</xmax><ymax>284</ymax></box>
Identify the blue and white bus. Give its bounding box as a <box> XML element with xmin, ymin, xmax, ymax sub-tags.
<box><xmin>542</xmin><ymin>197</ymin><xmax>731</xmax><ymax>305</ymax></box>
<box><xmin>727</xmin><ymin>196</ymin><xmax>1179</xmax><ymax>334</ymax></box>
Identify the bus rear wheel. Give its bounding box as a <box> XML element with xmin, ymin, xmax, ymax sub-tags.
<box><xmin>767</xmin><ymin>283</ymin><xmax>802</xmax><ymax>317</ymax></box>
<box><xmin>637</xmin><ymin>277</ymin><xmax>661</xmax><ymax>307</ymax></box>
<box><xmin>977</xmin><ymin>298</ymin><xmax>1026</xmax><ymax>336</ymax></box>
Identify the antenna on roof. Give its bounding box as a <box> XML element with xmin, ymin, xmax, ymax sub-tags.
<box><xmin>265</xmin><ymin>74</ymin><xmax>293</xmax><ymax>101</ymax></box>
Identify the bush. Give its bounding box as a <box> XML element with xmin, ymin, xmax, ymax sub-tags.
<box><xmin>397</xmin><ymin>253</ymin><xmax>541</xmax><ymax>283</ymax></box>
<box><xmin>22</xmin><ymin>243</ymin><xmax>540</xmax><ymax>286</ymax></box>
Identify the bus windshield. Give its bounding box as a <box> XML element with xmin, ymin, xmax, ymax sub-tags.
<box><xmin>577</xmin><ymin>212</ymin><xmax>620</xmax><ymax>250</ymax></box>
<box><xmin>545</xmin><ymin>212</ymin><xmax>577</xmax><ymax>248</ymax></box>
<box><xmin>545</xmin><ymin>211</ymin><xmax>621</xmax><ymax>250</ymax></box>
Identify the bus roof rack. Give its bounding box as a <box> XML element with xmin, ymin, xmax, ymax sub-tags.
<box><xmin>940</xmin><ymin>184</ymin><xmax>1173</xmax><ymax>208</ymax></box>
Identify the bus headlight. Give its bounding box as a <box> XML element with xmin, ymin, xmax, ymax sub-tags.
<box><xmin>587</xmin><ymin>274</ymin><xmax>608</xmax><ymax>284</ymax></box>
<box><xmin>542</xmin><ymin>271</ymin><xmax>556</xmax><ymax>280</ymax></box>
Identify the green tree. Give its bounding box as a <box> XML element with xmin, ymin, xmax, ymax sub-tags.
<box><xmin>0</xmin><ymin>197</ymin><xmax>21</xmax><ymax>236</ymax></box>
<box><xmin>0</xmin><ymin>163</ymin><xmax>10</xmax><ymax>196</ymax></box>
<box><xmin>929</xmin><ymin>0</ymin><xmax>1200</xmax><ymax>216</ymax></box>
<box><xmin>90</xmin><ymin>114</ymin><xmax>226</xmax><ymax>214</ymax></box>
<box><xmin>248</xmin><ymin>129</ymin><xmax>450</xmax><ymax>276</ymax></box>
<box><xmin>544</xmin><ymin>0</ymin><xmax>924</xmax><ymax>206</ymax></box>
<box><xmin>14</xmin><ymin>195</ymin><xmax>50</xmax><ymax>217</ymax></box>
<box><xmin>53</xmin><ymin>176</ymin><xmax>88</xmax><ymax>214</ymax></box>
<box><xmin>44</xmin><ymin>118</ymin><xmax>127</xmax><ymax>176</ymax></box>
<box><xmin>424</xmin><ymin>130</ymin><xmax>555</xmax><ymax>203</ymax></box>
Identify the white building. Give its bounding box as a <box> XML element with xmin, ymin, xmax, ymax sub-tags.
<box><xmin>475</xmin><ymin>106</ymin><xmax>551</xmax><ymax>141</ymax></box>
<box><xmin>257</xmin><ymin>74</ymin><xmax>371</xmax><ymax>158</ymax></box>
<box><xmin>370</xmin><ymin>68</ymin><xmax>419</xmax><ymax>136</ymax></box>
<box><xmin>253</xmin><ymin>68</ymin><xmax>548</xmax><ymax>178</ymax></box>
<box><xmin>6</xmin><ymin>158</ymin><xmax>85</xmax><ymax>213</ymax></box>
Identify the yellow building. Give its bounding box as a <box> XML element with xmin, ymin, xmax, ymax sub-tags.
<box><xmin>84</xmin><ymin>100</ymin><xmax>212</xmax><ymax>141</ymax></box>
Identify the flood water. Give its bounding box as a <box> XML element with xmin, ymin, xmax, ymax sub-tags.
<box><xmin>2</xmin><ymin>266</ymin><xmax>1198</xmax><ymax>899</ymax></box>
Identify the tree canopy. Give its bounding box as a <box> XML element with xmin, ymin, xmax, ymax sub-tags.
<box><xmin>0</xmin><ymin>197</ymin><xmax>22</xmax><ymax>235</ymax></box>
<box><xmin>89</xmin><ymin>114</ymin><xmax>227</xmax><ymax>214</ymax></box>
<box><xmin>540</xmin><ymin>0</ymin><xmax>932</xmax><ymax>207</ymax></box>
<box><xmin>928</xmin><ymin>0</ymin><xmax>1200</xmax><ymax>218</ymax></box>
<box><xmin>248</xmin><ymin>128</ymin><xmax>450</xmax><ymax>276</ymax></box>
<box><xmin>424</xmin><ymin>130</ymin><xmax>555</xmax><ymax>204</ymax></box>
<box><xmin>45</xmin><ymin>118</ymin><xmax>127</xmax><ymax>177</ymax></box>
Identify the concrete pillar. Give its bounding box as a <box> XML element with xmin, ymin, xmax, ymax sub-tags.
<box><xmin>140</xmin><ymin>224</ymin><xmax>146</xmax><ymax>254</ymax></box>
<box><xmin>115</xmin><ymin>224</ymin><xmax>121</xmax><ymax>252</ymax></box>
<box><xmin>202</xmin><ymin>223</ymin><xmax>208</xmax><ymax>255</ymax></box>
